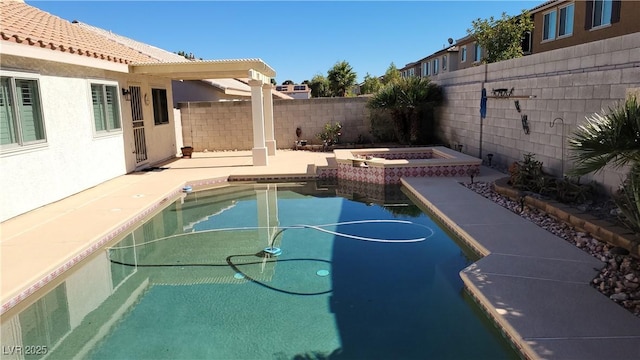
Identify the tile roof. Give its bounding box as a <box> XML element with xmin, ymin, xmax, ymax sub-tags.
<box><xmin>72</xmin><ymin>21</ymin><xmax>187</xmax><ymax>63</ymax></box>
<box><xmin>0</xmin><ymin>0</ymin><xmax>156</xmax><ymax>64</ymax></box>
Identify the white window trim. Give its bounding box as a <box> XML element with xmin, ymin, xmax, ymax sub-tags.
<box><xmin>591</xmin><ymin>0</ymin><xmax>613</xmax><ymax>30</ymax></box>
<box><xmin>151</xmin><ymin>86</ymin><xmax>170</xmax><ymax>125</ymax></box>
<box><xmin>0</xmin><ymin>70</ymin><xmax>48</xmax><ymax>156</ymax></box>
<box><xmin>557</xmin><ymin>3</ymin><xmax>575</xmax><ymax>39</ymax></box>
<box><xmin>473</xmin><ymin>43</ymin><xmax>482</xmax><ymax>63</ymax></box>
<box><xmin>87</xmin><ymin>79</ymin><xmax>123</xmax><ymax>138</ymax></box>
<box><xmin>541</xmin><ymin>9</ymin><xmax>557</xmax><ymax>43</ymax></box>
<box><xmin>461</xmin><ymin>46</ymin><xmax>467</xmax><ymax>63</ymax></box>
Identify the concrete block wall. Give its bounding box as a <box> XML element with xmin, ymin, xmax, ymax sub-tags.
<box><xmin>433</xmin><ymin>33</ymin><xmax>640</xmax><ymax>192</ymax></box>
<box><xmin>179</xmin><ymin>97</ymin><xmax>371</xmax><ymax>152</ymax></box>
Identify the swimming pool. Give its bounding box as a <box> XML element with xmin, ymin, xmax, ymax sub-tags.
<box><xmin>1</xmin><ymin>182</ymin><xmax>519</xmax><ymax>359</ymax></box>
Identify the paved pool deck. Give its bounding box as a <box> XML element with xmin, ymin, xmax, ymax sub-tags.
<box><xmin>2</xmin><ymin>150</ymin><xmax>639</xmax><ymax>359</ymax></box>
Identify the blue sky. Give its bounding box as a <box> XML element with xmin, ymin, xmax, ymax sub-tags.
<box><xmin>29</xmin><ymin>1</ymin><xmax>540</xmax><ymax>84</ymax></box>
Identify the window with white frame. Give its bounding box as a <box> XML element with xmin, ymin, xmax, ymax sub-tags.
<box><xmin>461</xmin><ymin>46</ymin><xmax>467</xmax><ymax>62</ymax></box>
<box><xmin>408</xmin><ymin>68</ymin><xmax>415</xmax><ymax>77</ymax></box>
<box><xmin>152</xmin><ymin>88</ymin><xmax>169</xmax><ymax>125</ymax></box>
<box><xmin>442</xmin><ymin>55</ymin><xmax>447</xmax><ymax>70</ymax></box>
<box><xmin>558</xmin><ymin>3</ymin><xmax>574</xmax><ymax>37</ymax></box>
<box><xmin>432</xmin><ymin>59</ymin><xmax>439</xmax><ymax>75</ymax></box>
<box><xmin>592</xmin><ymin>0</ymin><xmax>612</xmax><ymax>27</ymax></box>
<box><xmin>422</xmin><ymin>62</ymin><xmax>429</xmax><ymax>76</ymax></box>
<box><xmin>543</xmin><ymin>10</ymin><xmax>557</xmax><ymax>40</ymax></box>
<box><xmin>90</xmin><ymin>83</ymin><xmax>121</xmax><ymax>133</ymax></box>
<box><xmin>474</xmin><ymin>43</ymin><xmax>481</xmax><ymax>62</ymax></box>
<box><xmin>1</xmin><ymin>74</ymin><xmax>46</xmax><ymax>147</ymax></box>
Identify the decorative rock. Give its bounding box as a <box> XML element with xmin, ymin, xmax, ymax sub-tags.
<box><xmin>611</xmin><ymin>293</ymin><xmax>629</xmax><ymax>301</ymax></box>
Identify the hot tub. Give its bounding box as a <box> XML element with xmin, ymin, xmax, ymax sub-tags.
<box><xmin>330</xmin><ymin>146</ymin><xmax>481</xmax><ymax>184</ymax></box>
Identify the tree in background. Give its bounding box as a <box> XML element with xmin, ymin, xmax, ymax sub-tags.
<box><xmin>308</xmin><ymin>74</ymin><xmax>331</xmax><ymax>98</ymax></box>
<box><xmin>360</xmin><ymin>73</ymin><xmax>383</xmax><ymax>95</ymax></box>
<box><xmin>270</xmin><ymin>78</ymin><xmax>277</xmax><ymax>86</ymax></box>
<box><xmin>367</xmin><ymin>77</ymin><xmax>443</xmax><ymax>144</ymax></box>
<box><xmin>282</xmin><ymin>80</ymin><xmax>295</xmax><ymax>85</ymax></box>
<box><xmin>327</xmin><ymin>61</ymin><xmax>357</xmax><ymax>97</ymax></box>
<box><xmin>381</xmin><ymin>62</ymin><xmax>401</xmax><ymax>85</ymax></box>
<box><xmin>175</xmin><ymin>50</ymin><xmax>202</xmax><ymax>61</ymax></box>
<box><xmin>468</xmin><ymin>10</ymin><xmax>533</xmax><ymax>63</ymax></box>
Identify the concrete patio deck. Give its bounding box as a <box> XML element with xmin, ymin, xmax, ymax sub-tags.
<box><xmin>1</xmin><ymin>150</ymin><xmax>639</xmax><ymax>359</ymax></box>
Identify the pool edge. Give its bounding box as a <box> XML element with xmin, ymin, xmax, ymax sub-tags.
<box><xmin>1</xmin><ymin>176</ymin><xmax>232</xmax><ymax>315</ymax></box>
<box><xmin>400</xmin><ymin>178</ymin><xmax>538</xmax><ymax>360</ymax></box>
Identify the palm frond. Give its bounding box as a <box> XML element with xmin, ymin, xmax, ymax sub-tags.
<box><xmin>568</xmin><ymin>96</ymin><xmax>640</xmax><ymax>176</ymax></box>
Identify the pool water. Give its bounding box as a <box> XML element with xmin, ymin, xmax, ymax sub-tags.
<box><xmin>1</xmin><ymin>182</ymin><xmax>520</xmax><ymax>359</ymax></box>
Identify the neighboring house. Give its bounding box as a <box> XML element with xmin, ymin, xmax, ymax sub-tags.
<box><xmin>529</xmin><ymin>0</ymin><xmax>640</xmax><ymax>54</ymax></box>
<box><xmin>400</xmin><ymin>61</ymin><xmax>420</xmax><ymax>78</ymax></box>
<box><xmin>0</xmin><ymin>0</ymin><xmax>277</xmax><ymax>221</ymax></box>
<box><xmin>399</xmin><ymin>0</ymin><xmax>639</xmax><ymax>80</ymax></box>
<box><xmin>274</xmin><ymin>84</ymin><xmax>311</xmax><ymax>99</ymax></box>
<box><xmin>401</xmin><ymin>42</ymin><xmax>460</xmax><ymax>80</ymax></box>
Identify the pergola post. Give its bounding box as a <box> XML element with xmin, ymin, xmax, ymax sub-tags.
<box><xmin>262</xmin><ymin>83</ymin><xmax>276</xmax><ymax>155</ymax></box>
<box><xmin>249</xmin><ymin>79</ymin><xmax>268</xmax><ymax>166</ymax></box>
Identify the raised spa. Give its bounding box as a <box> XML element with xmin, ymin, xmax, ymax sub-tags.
<box><xmin>327</xmin><ymin>146</ymin><xmax>482</xmax><ymax>184</ymax></box>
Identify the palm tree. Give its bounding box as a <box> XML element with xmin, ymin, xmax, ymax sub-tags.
<box><xmin>327</xmin><ymin>61</ymin><xmax>357</xmax><ymax>97</ymax></box>
<box><xmin>568</xmin><ymin>96</ymin><xmax>640</xmax><ymax>231</ymax></box>
<box><xmin>367</xmin><ymin>77</ymin><xmax>442</xmax><ymax>144</ymax></box>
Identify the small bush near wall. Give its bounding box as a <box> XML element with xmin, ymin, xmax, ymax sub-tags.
<box><xmin>369</xmin><ymin>104</ymin><xmax>442</xmax><ymax>145</ymax></box>
<box><xmin>370</xmin><ymin>109</ymin><xmax>396</xmax><ymax>143</ymax></box>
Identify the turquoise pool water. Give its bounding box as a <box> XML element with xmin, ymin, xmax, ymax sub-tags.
<box><xmin>1</xmin><ymin>182</ymin><xmax>519</xmax><ymax>359</ymax></box>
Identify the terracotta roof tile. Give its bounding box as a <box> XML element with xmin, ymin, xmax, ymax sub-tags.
<box><xmin>0</xmin><ymin>0</ymin><xmax>157</xmax><ymax>64</ymax></box>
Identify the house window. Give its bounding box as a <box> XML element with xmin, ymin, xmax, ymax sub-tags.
<box><xmin>432</xmin><ymin>59</ymin><xmax>439</xmax><ymax>75</ymax></box>
<box><xmin>543</xmin><ymin>10</ymin><xmax>557</xmax><ymax>40</ymax></box>
<box><xmin>442</xmin><ymin>55</ymin><xmax>447</xmax><ymax>70</ymax></box>
<box><xmin>152</xmin><ymin>88</ymin><xmax>169</xmax><ymax>125</ymax></box>
<box><xmin>1</xmin><ymin>75</ymin><xmax>46</xmax><ymax>147</ymax></box>
<box><xmin>422</xmin><ymin>62</ymin><xmax>430</xmax><ymax>76</ymax></box>
<box><xmin>558</xmin><ymin>4</ymin><xmax>574</xmax><ymax>37</ymax></box>
<box><xmin>593</xmin><ymin>0</ymin><xmax>612</xmax><ymax>27</ymax></box>
<box><xmin>461</xmin><ymin>46</ymin><xmax>467</xmax><ymax>62</ymax></box>
<box><xmin>474</xmin><ymin>43</ymin><xmax>482</xmax><ymax>62</ymax></box>
<box><xmin>90</xmin><ymin>83</ymin><xmax>121</xmax><ymax>133</ymax></box>
<box><xmin>293</xmin><ymin>85</ymin><xmax>306</xmax><ymax>91</ymax></box>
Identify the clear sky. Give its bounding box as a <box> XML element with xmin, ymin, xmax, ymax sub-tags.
<box><xmin>28</xmin><ymin>1</ymin><xmax>540</xmax><ymax>84</ymax></box>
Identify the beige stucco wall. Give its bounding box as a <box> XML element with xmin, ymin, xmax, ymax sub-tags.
<box><xmin>432</xmin><ymin>32</ymin><xmax>640</xmax><ymax>192</ymax></box>
<box><xmin>179</xmin><ymin>97</ymin><xmax>371</xmax><ymax>151</ymax></box>
<box><xmin>0</xmin><ymin>56</ymin><xmax>176</xmax><ymax>221</ymax></box>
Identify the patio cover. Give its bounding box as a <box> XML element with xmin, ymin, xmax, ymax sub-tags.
<box><xmin>130</xmin><ymin>59</ymin><xmax>278</xmax><ymax>165</ymax></box>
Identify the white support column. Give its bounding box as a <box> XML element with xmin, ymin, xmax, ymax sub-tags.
<box><xmin>262</xmin><ymin>83</ymin><xmax>276</xmax><ymax>155</ymax></box>
<box><xmin>249</xmin><ymin>79</ymin><xmax>268</xmax><ymax>166</ymax></box>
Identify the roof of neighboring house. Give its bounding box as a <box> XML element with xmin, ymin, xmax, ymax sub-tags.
<box><xmin>0</xmin><ymin>0</ymin><xmax>156</xmax><ymax>64</ymax></box>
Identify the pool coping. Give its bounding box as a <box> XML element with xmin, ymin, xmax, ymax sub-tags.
<box><xmin>401</xmin><ymin>177</ymin><xmax>640</xmax><ymax>360</ymax></box>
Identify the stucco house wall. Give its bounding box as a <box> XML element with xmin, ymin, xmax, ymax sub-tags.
<box><xmin>0</xmin><ymin>55</ymin><xmax>176</xmax><ymax>221</ymax></box>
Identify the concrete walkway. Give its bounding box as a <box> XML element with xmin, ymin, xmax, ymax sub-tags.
<box><xmin>2</xmin><ymin>150</ymin><xmax>639</xmax><ymax>359</ymax></box>
<box><xmin>402</xmin><ymin>176</ymin><xmax>640</xmax><ymax>360</ymax></box>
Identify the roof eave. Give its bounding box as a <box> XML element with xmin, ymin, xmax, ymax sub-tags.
<box><xmin>1</xmin><ymin>41</ymin><xmax>130</xmax><ymax>73</ymax></box>
<box><xmin>129</xmin><ymin>59</ymin><xmax>276</xmax><ymax>81</ymax></box>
